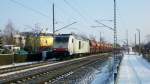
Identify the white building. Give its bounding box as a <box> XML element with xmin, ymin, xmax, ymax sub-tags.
<box><xmin>13</xmin><ymin>34</ymin><xmax>26</xmax><ymax>48</ymax></box>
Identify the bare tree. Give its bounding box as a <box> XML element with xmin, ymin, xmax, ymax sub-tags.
<box><xmin>89</xmin><ymin>34</ymin><xmax>105</xmax><ymax>43</ymax></box>
<box><xmin>89</xmin><ymin>34</ymin><xmax>96</xmax><ymax>41</ymax></box>
<box><xmin>3</xmin><ymin>20</ymin><xmax>16</xmax><ymax>45</ymax></box>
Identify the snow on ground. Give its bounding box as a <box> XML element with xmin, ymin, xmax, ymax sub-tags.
<box><xmin>91</xmin><ymin>64</ymin><xmax>111</xmax><ymax>84</ymax></box>
<box><xmin>117</xmin><ymin>52</ymin><xmax>150</xmax><ymax>84</ymax></box>
<box><xmin>91</xmin><ymin>57</ymin><xmax>114</xmax><ymax>84</ymax></box>
<box><xmin>0</xmin><ymin>62</ymin><xmax>37</xmax><ymax>69</ymax></box>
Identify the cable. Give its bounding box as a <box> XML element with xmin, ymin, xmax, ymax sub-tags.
<box><xmin>71</xmin><ymin>0</ymin><xmax>94</xmax><ymax>21</ymax></box>
<box><xmin>56</xmin><ymin>5</ymin><xmax>76</xmax><ymax>22</ymax></box>
<box><xmin>10</xmin><ymin>0</ymin><xmax>49</xmax><ymax>18</ymax></box>
<box><xmin>63</xmin><ymin>0</ymin><xmax>88</xmax><ymax>23</ymax></box>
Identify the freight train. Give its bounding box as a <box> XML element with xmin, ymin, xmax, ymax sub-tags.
<box><xmin>0</xmin><ymin>33</ymin><xmax>114</xmax><ymax>65</ymax></box>
<box><xmin>53</xmin><ymin>34</ymin><xmax>113</xmax><ymax>58</ymax></box>
<box><xmin>12</xmin><ymin>33</ymin><xmax>113</xmax><ymax>63</ymax></box>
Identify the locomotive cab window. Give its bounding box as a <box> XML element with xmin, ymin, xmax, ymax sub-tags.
<box><xmin>79</xmin><ymin>41</ymin><xmax>81</xmax><ymax>49</ymax></box>
<box><xmin>55</xmin><ymin>37</ymin><xmax>69</xmax><ymax>43</ymax></box>
<box><xmin>72</xmin><ymin>39</ymin><xmax>74</xmax><ymax>43</ymax></box>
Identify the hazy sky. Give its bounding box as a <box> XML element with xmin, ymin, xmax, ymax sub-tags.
<box><xmin>0</xmin><ymin>0</ymin><xmax>150</xmax><ymax>44</ymax></box>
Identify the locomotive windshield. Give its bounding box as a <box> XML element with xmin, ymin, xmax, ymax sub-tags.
<box><xmin>54</xmin><ymin>36</ymin><xmax>69</xmax><ymax>48</ymax></box>
<box><xmin>54</xmin><ymin>36</ymin><xmax>69</xmax><ymax>43</ymax></box>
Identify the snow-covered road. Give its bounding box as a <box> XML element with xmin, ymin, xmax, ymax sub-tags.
<box><xmin>117</xmin><ymin>53</ymin><xmax>150</xmax><ymax>84</ymax></box>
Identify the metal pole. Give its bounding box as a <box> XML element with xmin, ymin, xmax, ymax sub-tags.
<box><xmin>114</xmin><ymin>0</ymin><xmax>117</xmax><ymax>59</ymax></box>
<box><xmin>114</xmin><ymin>0</ymin><xmax>117</xmax><ymax>52</ymax></box>
<box><xmin>139</xmin><ymin>30</ymin><xmax>141</xmax><ymax>55</ymax></box>
<box><xmin>53</xmin><ymin>3</ymin><xmax>55</xmax><ymax>37</ymax></box>
<box><xmin>135</xmin><ymin>33</ymin><xmax>136</xmax><ymax>46</ymax></box>
<box><xmin>137</xmin><ymin>29</ymin><xmax>141</xmax><ymax>55</ymax></box>
<box><xmin>100</xmin><ymin>32</ymin><xmax>101</xmax><ymax>42</ymax></box>
<box><xmin>52</xmin><ymin>3</ymin><xmax>55</xmax><ymax>51</ymax></box>
<box><xmin>126</xmin><ymin>30</ymin><xmax>129</xmax><ymax>54</ymax></box>
<box><xmin>114</xmin><ymin>0</ymin><xmax>118</xmax><ymax>82</ymax></box>
<box><xmin>134</xmin><ymin>33</ymin><xmax>137</xmax><ymax>53</ymax></box>
<box><xmin>100</xmin><ymin>32</ymin><xmax>102</xmax><ymax>53</ymax></box>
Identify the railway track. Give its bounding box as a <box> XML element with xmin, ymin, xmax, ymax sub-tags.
<box><xmin>50</xmin><ymin>56</ymin><xmax>110</xmax><ymax>84</ymax></box>
<box><xmin>0</xmin><ymin>60</ymin><xmax>57</xmax><ymax>75</ymax></box>
<box><xmin>0</xmin><ymin>54</ymin><xmax>110</xmax><ymax>84</ymax></box>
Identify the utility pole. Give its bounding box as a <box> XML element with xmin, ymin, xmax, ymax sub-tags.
<box><xmin>114</xmin><ymin>0</ymin><xmax>117</xmax><ymax>53</ymax></box>
<box><xmin>114</xmin><ymin>0</ymin><xmax>117</xmax><ymax>49</ymax></box>
<box><xmin>137</xmin><ymin>29</ymin><xmax>141</xmax><ymax>55</ymax></box>
<box><xmin>126</xmin><ymin>30</ymin><xmax>129</xmax><ymax>54</ymax></box>
<box><xmin>113</xmin><ymin>0</ymin><xmax>118</xmax><ymax>82</ymax></box>
<box><xmin>100</xmin><ymin>32</ymin><xmax>102</xmax><ymax>42</ymax></box>
<box><xmin>92</xmin><ymin>0</ymin><xmax>118</xmax><ymax>82</ymax></box>
<box><xmin>139</xmin><ymin>30</ymin><xmax>141</xmax><ymax>55</ymax></box>
<box><xmin>134</xmin><ymin>33</ymin><xmax>137</xmax><ymax>53</ymax></box>
<box><xmin>135</xmin><ymin>33</ymin><xmax>136</xmax><ymax>46</ymax></box>
<box><xmin>52</xmin><ymin>3</ymin><xmax>55</xmax><ymax>51</ymax></box>
<box><xmin>127</xmin><ymin>30</ymin><xmax>128</xmax><ymax>47</ymax></box>
<box><xmin>53</xmin><ymin>3</ymin><xmax>55</xmax><ymax>37</ymax></box>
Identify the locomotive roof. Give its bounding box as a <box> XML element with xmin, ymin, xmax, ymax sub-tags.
<box><xmin>55</xmin><ymin>33</ymin><xmax>89</xmax><ymax>41</ymax></box>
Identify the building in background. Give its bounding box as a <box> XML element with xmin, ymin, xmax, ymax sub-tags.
<box><xmin>13</xmin><ymin>34</ymin><xmax>26</xmax><ymax>48</ymax></box>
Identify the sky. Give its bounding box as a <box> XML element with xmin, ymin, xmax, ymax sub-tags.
<box><xmin>0</xmin><ymin>0</ymin><xmax>150</xmax><ymax>44</ymax></box>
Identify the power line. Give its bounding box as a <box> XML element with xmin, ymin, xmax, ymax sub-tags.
<box><xmin>56</xmin><ymin>5</ymin><xmax>76</xmax><ymax>22</ymax></box>
<box><xmin>95</xmin><ymin>20</ymin><xmax>114</xmax><ymax>31</ymax></box>
<box><xmin>71</xmin><ymin>0</ymin><xmax>94</xmax><ymax>21</ymax></box>
<box><xmin>49</xmin><ymin>0</ymin><xmax>78</xmax><ymax>22</ymax></box>
<box><xmin>63</xmin><ymin>0</ymin><xmax>93</xmax><ymax>34</ymax></box>
<box><xmin>63</xmin><ymin>0</ymin><xmax>88</xmax><ymax>23</ymax></box>
<box><xmin>10</xmin><ymin>0</ymin><xmax>49</xmax><ymax>18</ymax></box>
<box><xmin>55</xmin><ymin>22</ymin><xmax>77</xmax><ymax>32</ymax></box>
